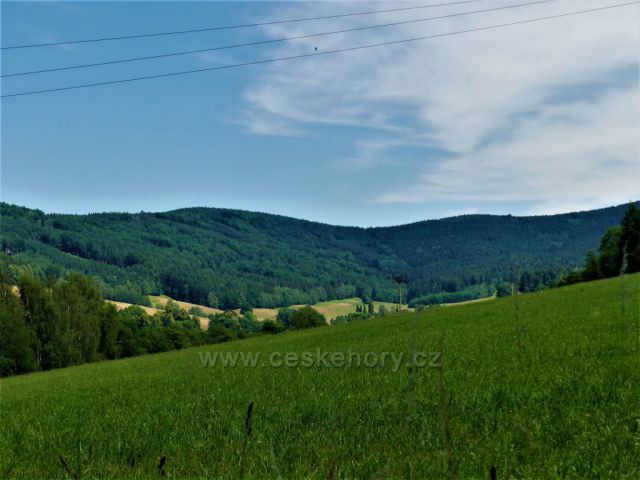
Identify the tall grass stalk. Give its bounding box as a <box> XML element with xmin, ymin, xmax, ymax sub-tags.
<box><xmin>403</xmin><ymin>312</ymin><xmax>419</xmax><ymax>433</ymax></box>
<box><xmin>58</xmin><ymin>454</ymin><xmax>79</xmax><ymax>480</ymax></box>
<box><xmin>326</xmin><ymin>443</ymin><xmax>336</xmax><ymax>480</ymax></box>
<box><xmin>238</xmin><ymin>402</ymin><xmax>254</xmax><ymax>478</ymax></box>
<box><xmin>512</xmin><ymin>265</ymin><xmax>523</xmax><ymax>352</ymax></box>
<box><xmin>400</xmin><ymin>311</ymin><xmax>420</xmax><ymax>478</ymax></box>
<box><xmin>619</xmin><ymin>247</ymin><xmax>628</xmax><ymax>341</ymax></box>
<box><xmin>437</xmin><ymin>335</ymin><xmax>457</xmax><ymax>480</ymax></box>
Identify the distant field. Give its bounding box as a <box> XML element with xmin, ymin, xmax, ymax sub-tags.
<box><xmin>149</xmin><ymin>295</ymin><xmax>408</xmax><ymax>323</ymax></box>
<box><xmin>3</xmin><ymin>275</ymin><xmax>638</xmax><ymax>478</ymax></box>
<box><xmin>298</xmin><ymin>297</ymin><xmax>409</xmax><ymax>321</ymax></box>
<box><xmin>149</xmin><ymin>295</ymin><xmax>223</xmax><ymax>316</ymax></box>
<box><xmin>108</xmin><ymin>301</ymin><xmax>160</xmax><ymax>317</ymax></box>
<box><xmin>114</xmin><ymin>295</ymin><xmax>394</xmax><ymax>326</ymax></box>
<box><xmin>108</xmin><ymin>300</ymin><xmax>210</xmax><ymax>330</ymax></box>
<box><xmin>251</xmin><ymin>308</ymin><xmax>279</xmax><ymax>322</ymax></box>
<box><xmin>291</xmin><ymin>298</ymin><xmax>359</xmax><ymax>321</ymax></box>
<box><xmin>441</xmin><ymin>295</ymin><xmax>497</xmax><ymax>307</ymax></box>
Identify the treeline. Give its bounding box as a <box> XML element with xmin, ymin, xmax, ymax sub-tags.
<box><xmin>409</xmin><ymin>283</ymin><xmax>493</xmax><ymax>307</ymax></box>
<box><xmin>558</xmin><ymin>203</ymin><xmax>640</xmax><ymax>286</ymax></box>
<box><xmin>1</xmin><ymin>202</ymin><xmax>630</xmax><ymax>309</ymax></box>
<box><xmin>0</xmin><ymin>268</ymin><xmax>328</xmax><ymax>377</ymax></box>
<box><xmin>331</xmin><ymin>302</ymin><xmax>393</xmax><ymax>325</ymax></box>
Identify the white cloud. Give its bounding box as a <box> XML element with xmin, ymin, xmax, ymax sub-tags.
<box><xmin>379</xmin><ymin>86</ymin><xmax>640</xmax><ymax>208</ymax></box>
<box><xmin>241</xmin><ymin>0</ymin><xmax>640</xmax><ymax>213</ymax></box>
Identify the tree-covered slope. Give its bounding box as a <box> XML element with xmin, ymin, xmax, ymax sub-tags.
<box><xmin>0</xmin><ymin>202</ymin><xmax>631</xmax><ymax>307</ymax></box>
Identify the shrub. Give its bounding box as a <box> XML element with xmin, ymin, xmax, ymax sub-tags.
<box><xmin>189</xmin><ymin>306</ymin><xmax>205</xmax><ymax>317</ymax></box>
<box><xmin>290</xmin><ymin>306</ymin><xmax>326</xmax><ymax>329</ymax></box>
<box><xmin>261</xmin><ymin>320</ymin><xmax>284</xmax><ymax>334</ymax></box>
<box><xmin>495</xmin><ymin>282</ymin><xmax>512</xmax><ymax>297</ymax></box>
<box><xmin>240</xmin><ymin>311</ymin><xmax>261</xmax><ymax>334</ymax></box>
<box><xmin>209</xmin><ymin>311</ymin><xmax>241</xmax><ymax>332</ymax></box>
<box><xmin>208</xmin><ymin>324</ymin><xmax>237</xmax><ymax>343</ymax></box>
<box><xmin>276</xmin><ymin>307</ymin><xmax>296</xmax><ymax>328</ymax></box>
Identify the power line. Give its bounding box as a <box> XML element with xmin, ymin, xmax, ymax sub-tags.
<box><xmin>2</xmin><ymin>0</ymin><xmax>489</xmax><ymax>50</ymax></box>
<box><xmin>2</xmin><ymin>2</ymin><xmax>637</xmax><ymax>99</ymax></box>
<box><xmin>2</xmin><ymin>0</ymin><xmax>562</xmax><ymax>78</ymax></box>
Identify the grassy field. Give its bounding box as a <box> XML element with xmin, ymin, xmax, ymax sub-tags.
<box><xmin>441</xmin><ymin>295</ymin><xmax>497</xmax><ymax>307</ymax></box>
<box><xmin>1</xmin><ymin>275</ymin><xmax>639</xmax><ymax>478</ymax></box>
<box><xmin>294</xmin><ymin>297</ymin><xmax>409</xmax><ymax>322</ymax></box>
<box><xmin>148</xmin><ymin>295</ymin><xmax>224</xmax><ymax>316</ymax></box>
<box><xmin>108</xmin><ymin>301</ymin><xmax>161</xmax><ymax>317</ymax></box>
<box><xmin>149</xmin><ymin>295</ymin><xmax>407</xmax><ymax>323</ymax></box>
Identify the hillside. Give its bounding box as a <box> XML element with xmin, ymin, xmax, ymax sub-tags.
<box><xmin>1</xmin><ymin>275</ymin><xmax>638</xmax><ymax>478</ymax></box>
<box><xmin>0</xmin><ymin>202</ymin><xmax>631</xmax><ymax>308</ymax></box>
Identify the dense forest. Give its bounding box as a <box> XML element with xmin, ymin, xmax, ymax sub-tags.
<box><xmin>0</xmin><ymin>202</ymin><xmax>633</xmax><ymax>308</ymax></box>
<box><xmin>558</xmin><ymin>203</ymin><xmax>640</xmax><ymax>285</ymax></box>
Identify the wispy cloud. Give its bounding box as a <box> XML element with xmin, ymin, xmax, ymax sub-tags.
<box><xmin>241</xmin><ymin>0</ymin><xmax>639</xmax><ymax>214</ymax></box>
<box><xmin>378</xmin><ymin>86</ymin><xmax>639</xmax><ymax>207</ymax></box>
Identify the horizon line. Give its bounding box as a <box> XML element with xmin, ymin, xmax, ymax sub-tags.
<box><xmin>1</xmin><ymin>200</ymin><xmax>636</xmax><ymax>230</ymax></box>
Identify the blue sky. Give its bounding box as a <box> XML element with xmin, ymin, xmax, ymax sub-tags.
<box><xmin>1</xmin><ymin>1</ymin><xmax>638</xmax><ymax>226</ymax></box>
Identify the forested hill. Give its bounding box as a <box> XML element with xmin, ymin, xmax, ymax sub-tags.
<box><xmin>0</xmin><ymin>202</ymin><xmax>632</xmax><ymax>308</ymax></box>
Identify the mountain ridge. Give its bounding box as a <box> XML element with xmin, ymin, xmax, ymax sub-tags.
<box><xmin>0</xmin><ymin>201</ymin><xmax>633</xmax><ymax>309</ymax></box>
<box><xmin>14</xmin><ymin>201</ymin><xmax>629</xmax><ymax>229</ymax></box>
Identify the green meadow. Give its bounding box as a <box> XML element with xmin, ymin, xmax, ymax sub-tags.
<box><xmin>1</xmin><ymin>275</ymin><xmax>639</xmax><ymax>479</ymax></box>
